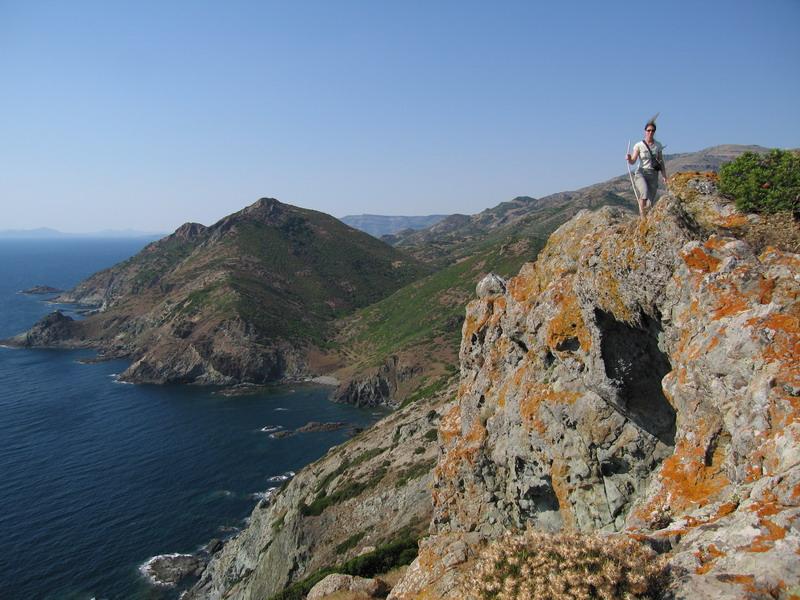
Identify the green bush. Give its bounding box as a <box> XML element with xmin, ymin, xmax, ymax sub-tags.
<box><xmin>301</xmin><ymin>467</ymin><xmax>387</xmax><ymax>516</ymax></box>
<box><xmin>267</xmin><ymin>534</ymin><xmax>418</xmax><ymax>600</ymax></box>
<box><xmin>718</xmin><ymin>149</ymin><xmax>800</xmax><ymax>214</ymax></box>
<box><xmin>335</xmin><ymin>531</ymin><xmax>366</xmax><ymax>554</ymax></box>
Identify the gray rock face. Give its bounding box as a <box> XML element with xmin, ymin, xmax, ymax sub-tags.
<box><xmin>307</xmin><ymin>573</ymin><xmax>388</xmax><ymax>599</ymax></box>
<box><xmin>334</xmin><ymin>355</ymin><xmax>421</xmax><ymax>407</ymax></box>
<box><xmin>433</xmin><ymin>203</ymin><xmax>686</xmax><ymax>537</ymax></box>
<box><xmin>475</xmin><ymin>273</ymin><xmax>506</xmax><ymax>298</ymax></box>
<box><xmin>140</xmin><ymin>553</ymin><xmax>205</xmax><ymax>587</ymax></box>
<box><xmin>393</xmin><ymin>177</ymin><xmax>800</xmax><ymax>599</ymax></box>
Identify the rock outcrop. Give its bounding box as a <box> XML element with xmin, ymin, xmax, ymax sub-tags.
<box><xmin>391</xmin><ymin>175</ymin><xmax>800</xmax><ymax>599</ymax></box>
<box><xmin>333</xmin><ymin>355</ymin><xmax>422</xmax><ymax>408</ymax></box>
<box><xmin>306</xmin><ymin>573</ymin><xmax>388</xmax><ymax>599</ymax></box>
<box><xmin>8</xmin><ymin>311</ymin><xmax>88</xmax><ymax>347</ymax></box>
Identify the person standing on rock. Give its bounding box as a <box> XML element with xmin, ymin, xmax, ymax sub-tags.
<box><xmin>626</xmin><ymin>119</ymin><xmax>668</xmax><ymax>217</ymax></box>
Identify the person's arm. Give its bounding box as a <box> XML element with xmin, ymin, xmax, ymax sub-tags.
<box><xmin>626</xmin><ymin>145</ymin><xmax>640</xmax><ymax>164</ymax></box>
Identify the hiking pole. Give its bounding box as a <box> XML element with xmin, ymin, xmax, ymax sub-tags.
<box><xmin>626</xmin><ymin>140</ymin><xmax>642</xmax><ymax>213</ymax></box>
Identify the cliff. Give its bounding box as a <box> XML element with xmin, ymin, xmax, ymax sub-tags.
<box><xmin>183</xmin><ymin>173</ymin><xmax>798</xmax><ymax>599</ymax></box>
<box><xmin>389</xmin><ymin>174</ymin><xmax>800</xmax><ymax>599</ymax></box>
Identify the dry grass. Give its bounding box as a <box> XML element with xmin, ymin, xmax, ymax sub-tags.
<box><xmin>468</xmin><ymin>530</ymin><xmax>669</xmax><ymax>600</ymax></box>
<box><xmin>376</xmin><ymin>565</ymin><xmax>408</xmax><ymax>588</ymax></box>
<box><xmin>316</xmin><ymin>592</ymin><xmax>373</xmax><ymax>600</ymax></box>
<box><xmin>742</xmin><ymin>211</ymin><xmax>800</xmax><ymax>254</ymax></box>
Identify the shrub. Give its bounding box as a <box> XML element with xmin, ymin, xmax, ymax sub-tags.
<box><xmin>718</xmin><ymin>149</ymin><xmax>800</xmax><ymax>214</ymax></box>
<box><xmin>267</xmin><ymin>534</ymin><xmax>418</xmax><ymax>600</ymax></box>
<box><xmin>394</xmin><ymin>458</ymin><xmax>437</xmax><ymax>488</ymax></box>
<box><xmin>468</xmin><ymin>530</ymin><xmax>669</xmax><ymax>600</ymax></box>
<box><xmin>301</xmin><ymin>467</ymin><xmax>387</xmax><ymax>516</ymax></box>
<box><xmin>335</xmin><ymin>531</ymin><xmax>366</xmax><ymax>555</ymax></box>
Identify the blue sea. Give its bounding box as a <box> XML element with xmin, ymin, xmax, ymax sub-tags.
<box><xmin>0</xmin><ymin>239</ymin><xmax>381</xmax><ymax>600</ymax></box>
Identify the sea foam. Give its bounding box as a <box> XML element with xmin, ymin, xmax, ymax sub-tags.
<box><xmin>138</xmin><ymin>553</ymin><xmax>196</xmax><ymax>587</ymax></box>
<box><xmin>260</xmin><ymin>425</ymin><xmax>284</xmax><ymax>433</ymax></box>
<box><xmin>267</xmin><ymin>471</ymin><xmax>295</xmax><ymax>483</ymax></box>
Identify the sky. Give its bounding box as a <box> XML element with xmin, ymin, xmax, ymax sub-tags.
<box><xmin>1</xmin><ymin>0</ymin><xmax>798</xmax><ymax>233</ymax></box>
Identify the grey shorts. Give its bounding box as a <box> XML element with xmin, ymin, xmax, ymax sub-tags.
<box><xmin>635</xmin><ymin>169</ymin><xmax>659</xmax><ymax>203</ymax></box>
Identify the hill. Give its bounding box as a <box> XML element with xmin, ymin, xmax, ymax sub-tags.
<box><xmin>6</xmin><ymin>198</ymin><xmax>429</xmax><ymax>384</ymax></box>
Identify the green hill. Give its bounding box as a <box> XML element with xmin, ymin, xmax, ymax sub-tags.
<box><xmin>13</xmin><ymin>198</ymin><xmax>430</xmax><ymax>384</ymax></box>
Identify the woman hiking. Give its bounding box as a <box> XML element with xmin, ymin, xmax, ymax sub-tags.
<box><xmin>626</xmin><ymin>120</ymin><xmax>668</xmax><ymax>217</ymax></box>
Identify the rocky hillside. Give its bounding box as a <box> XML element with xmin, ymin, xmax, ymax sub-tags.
<box><xmin>185</xmin><ymin>378</ymin><xmax>456</xmax><ymax>600</ymax></box>
<box><xmin>328</xmin><ymin>146</ymin><xmax>770</xmax><ymax>410</ymax></box>
<box><xmin>389</xmin><ymin>174</ymin><xmax>800</xmax><ymax>599</ymax></box>
<box><xmin>387</xmin><ymin>145</ymin><xmax>769</xmax><ymax>267</ymax></box>
<box><xmin>5</xmin><ymin>198</ymin><xmax>429</xmax><ymax>384</ymax></box>
<box><xmin>180</xmin><ymin>173</ymin><xmax>798</xmax><ymax>599</ymax></box>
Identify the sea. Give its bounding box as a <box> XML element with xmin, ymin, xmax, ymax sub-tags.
<box><xmin>0</xmin><ymin>238</ymin><xmax>382</xmax><ymax>600</ymax></box>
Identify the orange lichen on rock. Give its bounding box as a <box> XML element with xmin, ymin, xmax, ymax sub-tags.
<box><xmin>550</xmin><ymin>458</ymin><xmax>576</xmax><ymax>530</ymax></box>
<box><xmin>434</xmin><ymin>421</ymin><xmax>487</xmax><ymax>479</ymax></box>
<box><xmin>749</xmin><ymin>312</ymin><xmax>800</xmax><ymax>429</ymax></box>
<box><xmin>519</xmin><ymin>383</ymin><xmax>580</xmax><ymax>431</ymax></box>
<box><xmin>462</xmin><ymin>298</ymin><xmax>505</xmax><ymax>345</ymax></box>
<box><xmin>438</xmin><ymin>404</ymin><xmax>462</xmax><ymax>446</ymax></box>
<box><xmin>711</xmin><ymin>289</ymin><xmax>751</xmax><ymax>320</ymax></box>
<box><xmin>695</xmin><ymin>543</ymin><xmax>727</xmax><ymax>575</ymax></box>
<box><xmin>652</xmin><ymin>431</ymin><xmax>731</xmax><ymax>514</ymax></box>
<box><xmin>747</xmin><ymin>519</ymin><xmax>787</xmax><ymax>553</ymax></box>
<box><xmin>660</xmin><ymin>450</ymin><xmax>730</xmax><ymax>509</ymax></box>
<box><xmin>751</xmin><ymin>313</ymin><xmax>800</xmax><ymax>366</ymax></box>
<box><xmin>682</xmin><ymin>246</ymin><xmax>722</xmax><ymax>274</ymax></box>
<box><xmin>670</xmin><ymin>170</ymin><xmax>719</xmax><ymax>191</ymax></box>
<box><xmin>546</xmin><ymin>285</ymin><xmax>592</xmax><ymax>353</ymax></box>
<box><xmin>761</xmin><ymin>246</ymin><xmax>800</xmax><ymax>270</ymax></box>
<box><xmin>757</xmin><ymin>277</ymin><xmax>776</xmax><ymax>305</ymax></box>
<box><xmin>507</xmin><ymin>265</ymin><xmax>543</xmax><ymax>304</ymax></box>
<box><xmin>719</xmin><ymin>214</ymin><xmax>750</xmax><ymax>229</ymax></box>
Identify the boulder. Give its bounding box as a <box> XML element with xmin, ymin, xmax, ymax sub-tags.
<box><xmin>307</xmin><ymin>573</ymin><xmax>388</xmax><ymax>599</ymax></box>
<box><xmin>475</xmin><ymin>273</ymin><xmax>506</xmax><ymax>298</ymax></box>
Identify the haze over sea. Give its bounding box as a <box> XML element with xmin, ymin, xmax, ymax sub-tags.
<box><xmin>0</xmin><ymin>238</ymin><xmax>381</xmax><ymax>599</ymax></box>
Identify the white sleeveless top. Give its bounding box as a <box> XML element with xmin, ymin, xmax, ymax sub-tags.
<box><xmin>634</xmin><ymin>139</ymin><xmax>663</xmax><ymax>171</ymax></box>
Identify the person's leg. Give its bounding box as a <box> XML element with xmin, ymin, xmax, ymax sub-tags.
<box><xmin>644</xmin><ymin>171</ymin><xmax>659</xmax><ymax>212</ymax></box>
<box><xmin>634</xmin><ymin>172</ymin><xmax>648</xmax><ymax>217</ymax></box>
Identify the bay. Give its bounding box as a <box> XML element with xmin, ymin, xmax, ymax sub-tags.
<box><xmin>0</xmin><ymin>239</ymin><xmax>379</xmax><ymax>599</ymax></box>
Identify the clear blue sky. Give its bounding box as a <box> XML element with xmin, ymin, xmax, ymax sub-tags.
<box><xmin>1</xmin><ymin>0</ymin><xmax>798</xmax><ymax>233</ymax></box>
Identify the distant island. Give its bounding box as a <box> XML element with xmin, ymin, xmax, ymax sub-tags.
<box><xmin>339</xmin><ymin>214</ymin><xmax>447</xmax><ymax>237</ymax></box>
<box><xmin>0</xmin><ymin>227</ymin><xmax>166</xmax><ymax>239</ymax></box>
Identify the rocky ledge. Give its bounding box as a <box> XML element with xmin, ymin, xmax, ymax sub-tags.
<box><xmin>389</xmin><ymin>174</ymin><xmax>800</xmax><ymax>599</ymax></box>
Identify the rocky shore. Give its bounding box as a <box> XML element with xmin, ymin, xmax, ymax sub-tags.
<box><xmin>19</xmin><ymin>285</ymin><xmax>64</xmax><ymax>294</ymax></box>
